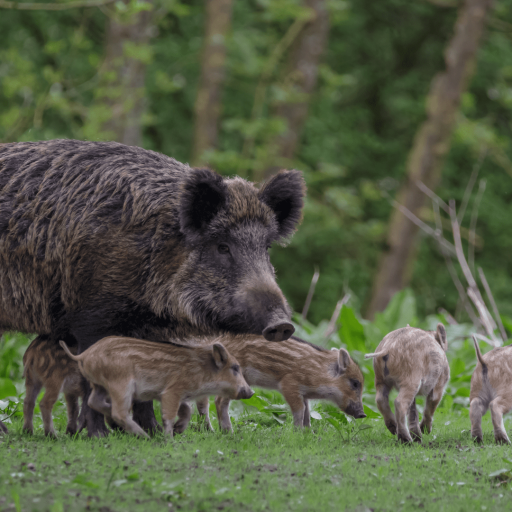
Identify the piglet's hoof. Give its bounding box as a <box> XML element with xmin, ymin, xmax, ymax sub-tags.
<box><xmin>495</xmin><ymin>434</ymin><xmax>511</xmax><ymax>445</ymax></box>
<box><xmin>397</xmin><ymin>433</ymin><xmax>413</xmax><ymax>444</ymax></box>
<box><xmin>472</xmin><ymin>436</ymin><xmax>483</xmax><ymax>445</ymax></box>
<box><xmin>420</xmin><ymin>422</ymin><xmax>431</xmax><ymax>434</ymax></box>
<box><xmin>411</xmin><ymin>432</ymin><xmax>422</xmax><ymax>443</ymax></box>
<box><xmin>385</xmin><ymin>422</ymin><xmax>397</xmax><ymax>436</ymax></box>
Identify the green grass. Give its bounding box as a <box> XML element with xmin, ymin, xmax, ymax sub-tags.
<box><xmin>1</xmin><ymin>409</ymin><xmax>512</xmax><ymax>512</ymax></box>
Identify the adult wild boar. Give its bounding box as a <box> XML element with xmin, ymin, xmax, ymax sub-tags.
<box><xmin>0</xmin><ymin>139</ymin><xmax>305</xmax><ymax>436</ymax></box>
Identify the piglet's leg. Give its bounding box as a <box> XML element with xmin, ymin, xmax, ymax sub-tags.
<box><xmin>375</xmin><ymin>384</ymin><xmax>396</xmax><ymax>436</ymax></box>
<box><xmin>39</xmin><ymin>376</ymin><xmax>64</xmax><ymax>437</ymax></box>
<box><xmin>108</xmin><ymin>383</ymin><xmax>149</xmax><ymax>439</ymax></box>
<box><xmin>23</xmin><ymin>370</ymin><xmax>43</xmax><ymax>435</ymax></box>
<box><xmin>215</xmin><ymin>396</ymin><xmax>233</xmax><ymax>432</ymax></box>
<box><xmin>64</xmin><ymin>392</ymin><xmax>80</xmax><ymax>436</ymax></box>
<box><xmin>469</xmin><ymin>397</ymin><xmax>486</xmax><ymax>443</ymax></box>
<box><xmin>160</xmin><ymin>392</ymin><xmax>182</xmax><ymax>438</ymax></box>
<box><xmin>420</xmin><ymin>384</ymin><xmax>444</xmax><ymax>435</ymax></box>
<box><xmin>489</xmin><ymin>397</ymin><xmax>511</xmax><ymax>445</ymax></box>
<box><xmin>281</xmin><ymin>378</ymin><xmax>305</xmax><ymax>428</ymax></box>
<box><xmin>173</xmin><ymin>402</ymin><xmax>192</xmax><ymax>434</ymax></box>
<box><xmin>303</xmin><ymin>399</ymin><xmax>311</xmax><ymax>428</ymax></box>
<box><xmin>408</xmin><ymin>399</ymin><xmax>421</xmax><ymax>442</ymax></box>
<box><xmin>196</xmin><ymin>397</ymin><xmax>214</xmax><ymax>432</ymax></box>
<box><xmin>394</xmin><ymin>386</ymin><xmax>418</xmax><ymax>443</ymax></box>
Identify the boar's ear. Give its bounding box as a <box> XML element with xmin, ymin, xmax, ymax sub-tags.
<box><xmin>337</xmin><ymin>348</ymin><xmax>351</xmax><ymax>375</ymax></box>
<box><xmin>212</xmin><ymin>343</ymin><xmax>229</xmax><ymax>369</ymax></box>
<box><xmin>258</xmin><ymin>170</ymin><xmax>306</xmax><ymax>240</ymax></box>
<box><xmin>179</xmin><ymin>168</ymin><xmax>229</xmax><ymax>238</ymax></box>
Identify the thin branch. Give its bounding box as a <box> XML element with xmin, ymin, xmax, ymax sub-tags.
<box><xmin>0</xmin><ymin>0</ymin><xmax>116</xmax><ymax>9</ymax></box>
<box><xmin>416</xmin><ymin>181</ymin><xmax>450</xmax><ymax>213</ymax></box>
<box><xmin>468</xmin><ymin>179</ymin><xmax>486</xmax><ymax>271</ymax></box>
<box><xmin>438</xmin><ymin>308</ymin><xmax>458</xmax><ymax>325</ymax></box>
<box><xmin>325</xmin><ymin>294</ymin><xmax>350</xmax><ymax>340</ymax></box>
<box><xmin>467</xmin><ymin>287</ymin><xmax>498</xmax><ymax>343</ymax></box>
<box><xmin>478</xmin><ymin>267</ymin><xmax>507</xmax><ymax>342</ymax></box>
<box><xmin>458</xmin><ymin>147</ymin><xmax>487</xmax><ymax>224</ymax></box>
<box><xmin>302</xmin><ymin>267</ymin><xmax>320</xmax><ymax>321</ymax></box>
<box><xmin>384</xmin><ymin>191</ymin><xmax>455</xmax><ymax>256</ymax></box>
<box><xmin>433</xmin><ymin>201</ymin><xmax>481</xmax><ymax>328</ymax></box>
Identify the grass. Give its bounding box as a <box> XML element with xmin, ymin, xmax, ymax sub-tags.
<box><xmin>1</xmin><ymin>408</ymin><xmax>512</xmax><ymax>512</ymax></box>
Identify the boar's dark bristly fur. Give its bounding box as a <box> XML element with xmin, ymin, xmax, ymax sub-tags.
<box><xmin>0</xmin><ymin>139</ymin><xmax>305</xmax><ymax>435</ymax></box>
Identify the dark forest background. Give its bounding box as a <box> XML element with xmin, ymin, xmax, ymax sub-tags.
<box><xmin>1</xmin><ymin>0</ymin><xmax>511</xmax><ymax>325</ymax></box>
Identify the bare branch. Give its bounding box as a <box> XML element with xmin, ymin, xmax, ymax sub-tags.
<box><xmin>468</xmin><ymin>179</ymin><xmax>486</xmax><ymax>271</ymax></box>
<box><xmin>0</xmin><ymin>0</ymin><xmax>116</xmax><ymax>10</ymax></box>
<box><xmin>478</xmin><ymin>267</ymin><xmax>507</xmax><ymax>342</ymax></box>
<box><xmin>433</xmin><ymin>201</ymin><xmax>481</xmax><ymax>328</ymax></box>
<box><xmin>384</xmin><ymin>191</ymin><xmax>455</xmax><ymax>256</ymax></box>
<box><xmin>458</xmin><ymin>147</ymin><xmax>487</xmax><ymax>224</ymax></box>
<box><xmin>438</xmin><ymin>308</ymin><xmax>458</xmax><ymax>325</ymax></box>
<box><xmin>325</xmin><ymin>294</ymin><xmax>350</xmax><ymax>339</ymax></box>
<box><xmin>301</xmin><ymin>266</ymin><xmax>320</xmax><ymax>320</ymax></box>
<box><xmin>416</xmin><ymin>181</ymin><xmax>450</xmax><ymax>213</ymax></box>
<box><xmin>467</xmin><ymin>287</ymin><xmax>498</xmax><ymax>343</ymax></box>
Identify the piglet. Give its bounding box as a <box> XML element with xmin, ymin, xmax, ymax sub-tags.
<box><xmin>365</xmin><ymin>324</ymin><xmax>449</xmax><ymax>443</ymax></box>
<box><xmin>189</xmin><ymin>334</ymin><xmax>366</xmax><ymax>432</ymax></box>
<box><xmin>60</xmin><ymin>336</ymin><xmax>252</xmax><ymax>438</ymax></box>
<box><xmin>23</xmin><ymin>336</ymin><xmax>84</xmax><ymax>437</ymax></box>
<box><xmin>470</xmin><ymin>336</ymin><xmax>512</xmax><ymax>444</ymax></box>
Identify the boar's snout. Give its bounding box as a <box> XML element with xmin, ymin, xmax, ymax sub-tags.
<box><xmin>237</xmin><ymin>387</ymin><xmax>254</xmax><ymax>400</ymax></box>
<box><xmin>344</xmin><ymin>401</ymin><xmax>366</xmax><ymax>419</ymax></box>
<box><xmin>263</xmin><ymin>321</ymin><xmax>294</xmax><ymax>342</ymax></box>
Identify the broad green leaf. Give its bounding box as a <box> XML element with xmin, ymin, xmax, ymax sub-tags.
<box><xmin>310</xmin><ymin>411</ymin><xmax>322</xmax><ymax>420</ymax></box>
<box><xmin>338</xmin><ymin>307</ymin><xmax>366</xmax><ymax>351</ymax></box>
<box><xmin>0</xmin><ymin>378</ymin><xmax>17</xmax><ymax>400</ymax></box>
<box><xmin>450</xmin><ymin>358</ymin><xmax>465</xmax><ymax>377</ymax></box>
<box><xmin>363</xmin><ymin>405</ymin><xmax>380</xmax><ymax>419</ymax></box>
<box><xmin>241</xmin><ymin>395</ymin><xmax>269</xmax><ymax>412</ymax></box>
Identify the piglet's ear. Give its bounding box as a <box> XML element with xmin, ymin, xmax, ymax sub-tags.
<box><xmin>338</xmin><ymin>348</ymin><xmax>350</xmax><ymax>375</ymax></box>
<box><xmin>258</xmin><ymin>170</ymin><xmax>306</xmax><ymax>240</ymax></box>
<box><xmin>179</xmin><ymin>168</ymin><xmax>228</xmax><ymax>238</ymax></box>
<box><xmin>212</xmin><ymin>343</ymin><xmax>229</xmax><ymax>370</ymax></box>
<box><xmin>435</xmin><ymin>323</ymin><xmax>448</xmax><ymax>352</ymax></box>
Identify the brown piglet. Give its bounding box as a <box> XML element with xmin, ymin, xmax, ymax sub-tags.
<box><xmin>60</xmin><ymin>337</ymin><xmax>253</xmax><ymax>438</ymax></box>
<box><xmin>365</xmin><ymin>324</ymin><xmax>449</xmax><ymax>443</ymax></box>
<box><xmin>23</xmin><ymin>336</ymin><xmax>84</xmax><ymax>437</ymax></box>
<box><xmin>185</xmin><ymin>334</ymin><xmax>365</xmax><ymax>432</ymax></box>
<box><xmin>470</xmin><ymin>336</ymin><xmax>512</xmax><ymax>444</ymax></box>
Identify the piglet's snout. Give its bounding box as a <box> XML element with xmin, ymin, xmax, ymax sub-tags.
<box><xmin>236</xmin><ymin>387</ymin><xmax>254</xmax><ymax>400</ymax></box>
<box><xmin>345</xmin><ymin>401</ymin><xmax>366</xmax><ymax>419</ymax></box>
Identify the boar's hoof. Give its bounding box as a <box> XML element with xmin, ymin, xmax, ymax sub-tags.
<box><xmin>66</xmin><ymin>426</ymin><xmax>78</xmax><ymax>436</ymax></box>
<box><xmin>0</xmin><ymin>420</ymin><xmax>8</xmax><ymax>434</ymax></box>
<box><xmin>263</xmin><ymin>322</ymin><xmax>294</xmax><ymax>342</ymax></box>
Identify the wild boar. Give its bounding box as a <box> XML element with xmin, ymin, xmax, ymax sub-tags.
<box><xmin>59</xmin><ymin>336</ymin><xmax>253</xmax><ymax>438</ymax></box>
<box><xmin>365</xmin><ymin>324</ymin><xmax>449</xmax><ymax>443</ymax></box>
<box><xmin>470</xmin><ymin>336</ymin><xmax>512</xmax><ymax>444</ymax></box>
<box><xmin>174</xmin><ymin>334</ymin><xmax>366</xmax><ymax>432</ymax></box>
<box><xmin>0</xmin><ymin>139</ymin><xmax>305</xmax><ymax>436</ymax></box>
<box><xmin>22</xmin><ymin>335</ymin><xmax>84</xmax><ymax>437</ymax></box>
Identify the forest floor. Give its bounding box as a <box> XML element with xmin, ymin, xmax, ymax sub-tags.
<box><xmin>1</xmin><ymin>409</ymin><xmax>511</xmax><ymax>512</ymax></box>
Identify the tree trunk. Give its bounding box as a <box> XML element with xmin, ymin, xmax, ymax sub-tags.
<box><xmin>366</xmin><ymin>0</ymin><xmax>494</xmax><ymax>319</ymax></box>
<box><xmin>191</xmin><ymin>0</ymin><xmax>234</xmax><ymax>166</ymax></box>
<box><xmin>94</xmin><ymin>0</ymin><xmax>155</xmax><ymax>146</ymax></box>
<box><xmin>262</xmin><ymin>0</ymin><xmax>329</xmax><ymax>179</ymax></box>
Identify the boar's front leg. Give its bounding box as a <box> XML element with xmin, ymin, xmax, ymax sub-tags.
<box><xmin>394</xmin><ymin>386</ymin><xmax>418</xmax><ymax>443</ymax></box>
<box><xmin>469</xmin><ymin>397</ymin><xmax>485</xmax><ymax>443</ymax></box>
<box><xmin>215</xmin><ymin>396</ymin><xmax>233</xmax><ymax>432</ymax></box>
<box><xmin>375</xmin><ymin>383</ymin><xmax>396</xmax><ymax>436</ymax></box>
<box><xmin>489</xmin><ymin>397</ymin><xmax>511</xmax><ymax>445</ymax></box>
<box><xmin>408</xmin><ymin>399</ymin><xmax>422</xmax><ymax>442</ymax></box>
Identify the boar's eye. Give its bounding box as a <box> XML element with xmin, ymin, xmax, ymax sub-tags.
<box><xmin>218</xmin><ymin>243</ymin><xmax>230</xmax><ymax>255</ymax></box>
<box><xmin>231</xmin><ymin>364</ymin><xmax>240</xmax><ymax>374</ymax></box>
<box><xmin>349</xmin><ymin>379</ymin><xmax>360</xmax><ymax>390</ymax></box>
